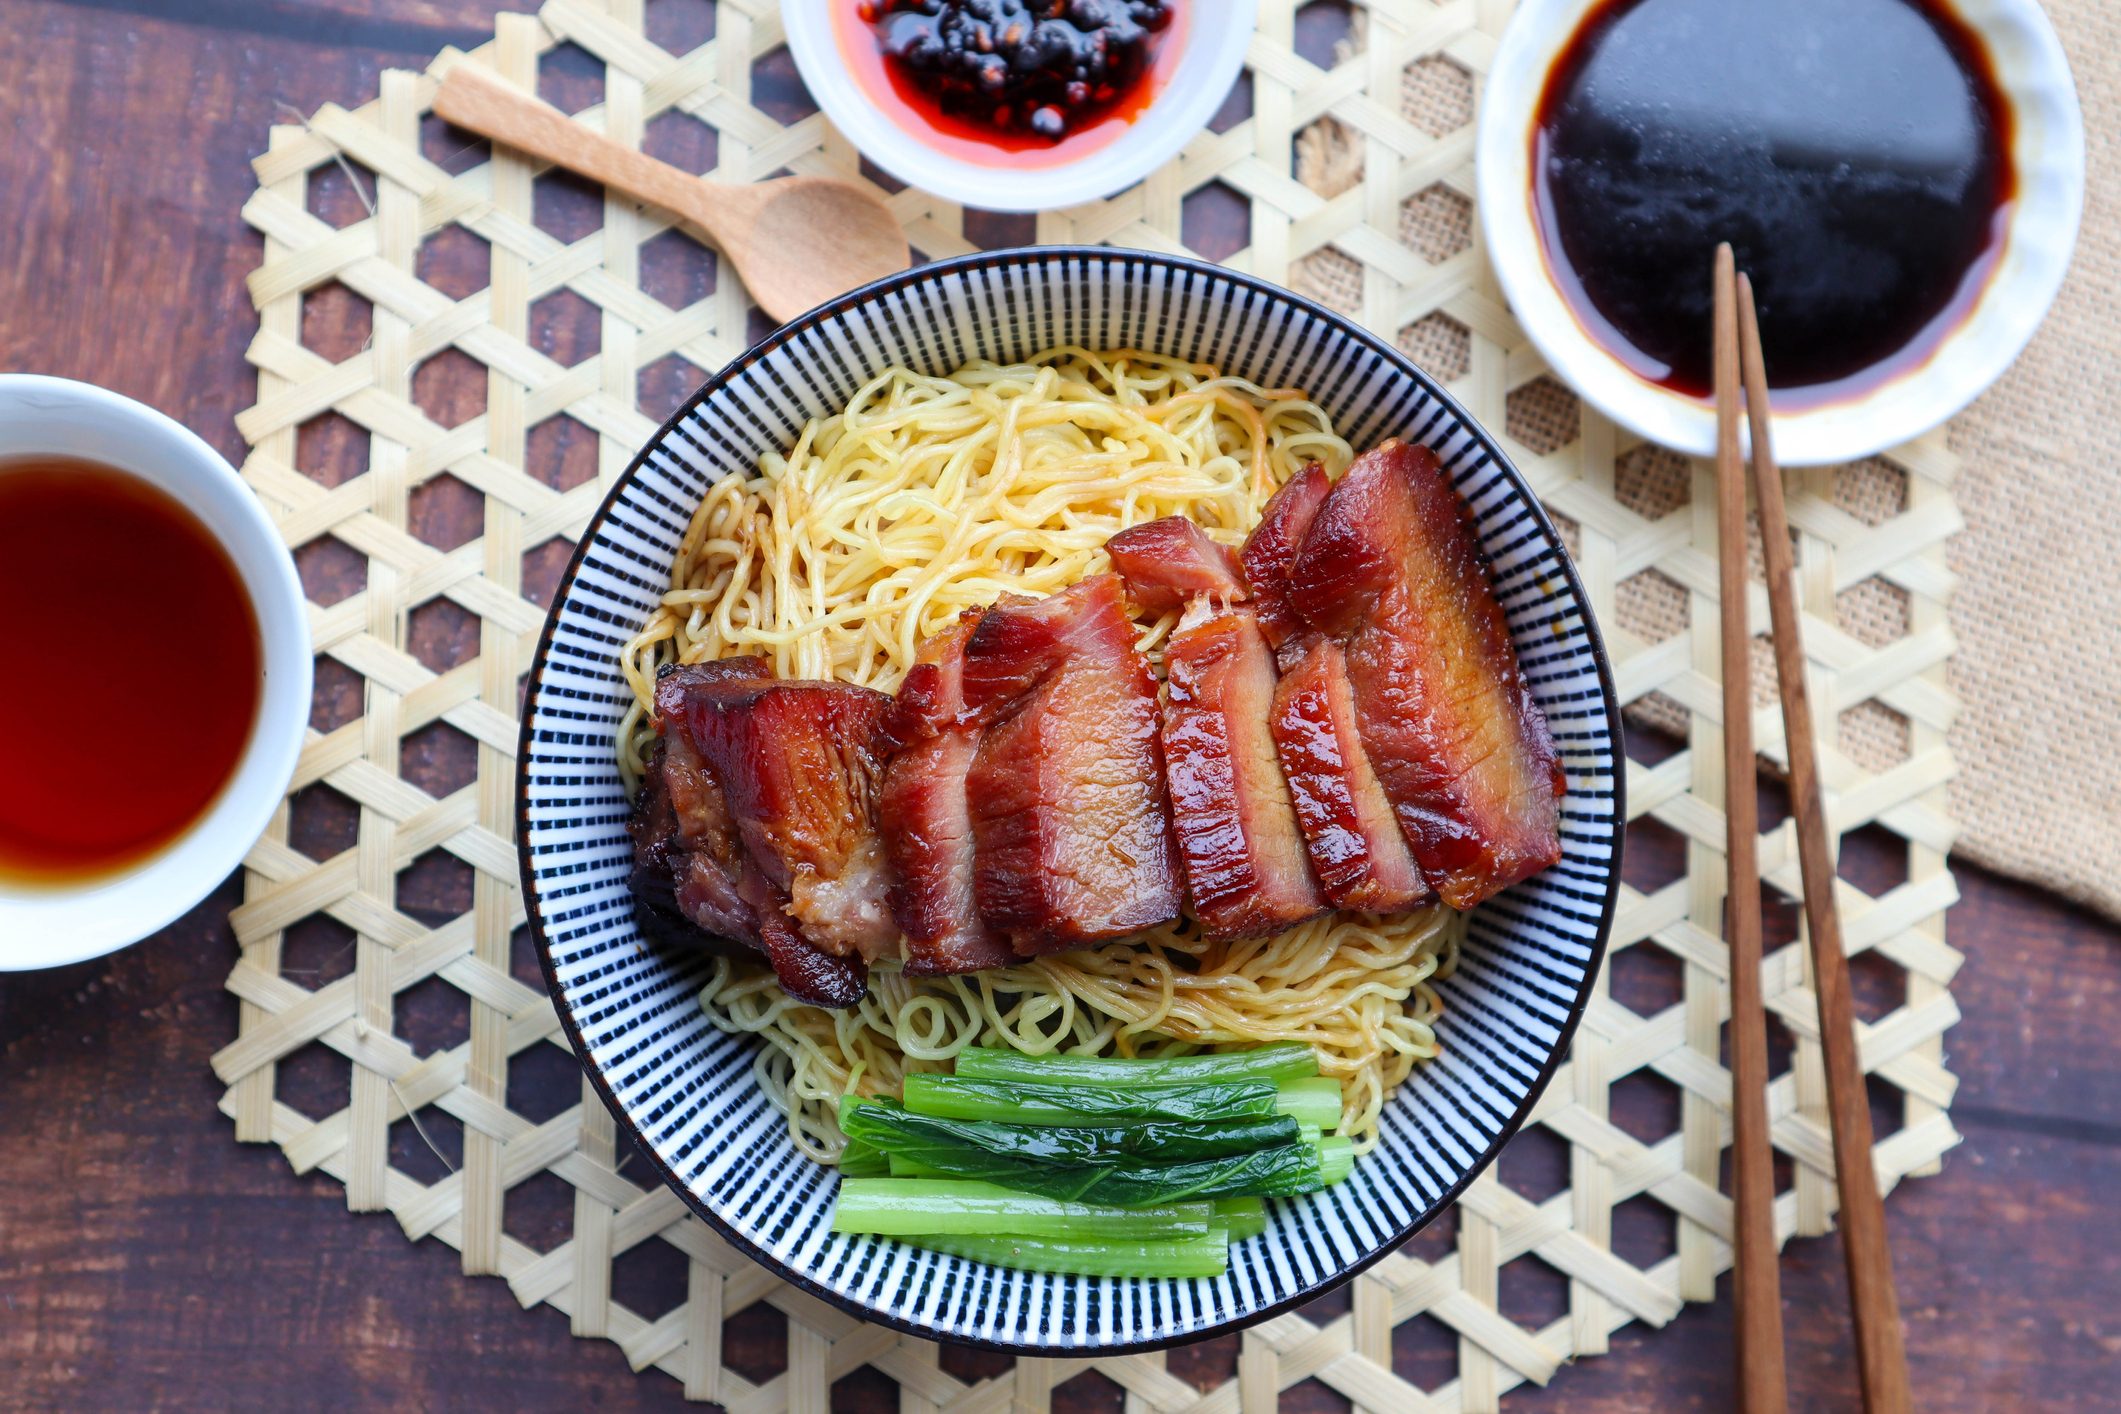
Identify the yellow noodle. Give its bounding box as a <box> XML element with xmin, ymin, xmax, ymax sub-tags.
<box><xmin>616</xmin><ymin>347</ymin><xmax>1459</xmax><ymax>1160</ymax></box>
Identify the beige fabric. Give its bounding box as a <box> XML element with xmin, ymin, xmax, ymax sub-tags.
<box><xmin>1942</xmin><ymin>0</ymin><xmax>2121</xmax><ymax>917</ymax></box>
<box><xmin>1296</xmin><ymin>0</ymin><xmax>2121</xmax><ymax>919</ymax></box>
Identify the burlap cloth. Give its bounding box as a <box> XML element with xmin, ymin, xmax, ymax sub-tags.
<box><xmin>1938</xmin><ymin>0</ymin><xmax>2121</xmax><ymax>917</ymax></box>
<box><xmin>1298</xmin><ymin>0</ymin><xmax>2120</xmax><ymax>919</ymax></box>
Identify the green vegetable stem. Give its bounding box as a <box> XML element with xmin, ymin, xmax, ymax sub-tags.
<box><xmin>951</xmin><ymin>1042</ymin><xmax>1319</xmax><ymax>1089</ymax></box>
<box><xmin>902</xmin><ymin>1074</ymin><xmax>1342</xmax><ymax>1130</ymax></box>
<box><xmin>830</xmin><ymin>1178</ymin><xmax>1215</xmax><ymax>1240</ymax></box>
<box><xmin>903</xmin><ymin>1229</ymin><xmax>1230</xmax><ymax>1279</ymax></box>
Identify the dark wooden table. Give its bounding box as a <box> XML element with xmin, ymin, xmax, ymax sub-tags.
<box><xmin>4</xmin><ymin>1</ymin><xmax>2118</xmax><ymax>1409</ymax></box>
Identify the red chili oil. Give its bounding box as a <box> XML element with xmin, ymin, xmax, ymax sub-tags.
<box><xmin>839</xmin><ymin>1</ymin><xmax>1184</xmax><ymax>167</ymax></box>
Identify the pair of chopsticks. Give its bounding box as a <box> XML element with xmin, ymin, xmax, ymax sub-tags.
<box><xmin>1712</xmin><ymin>244</ymin><xmax>1911</xmax><ymax>1414</ymax></box>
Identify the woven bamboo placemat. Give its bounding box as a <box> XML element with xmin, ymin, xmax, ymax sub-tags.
<box><xmin>214</xmin><ymin>1</ymin><xmax>1965</xmax><ymax>1406</ymax></box>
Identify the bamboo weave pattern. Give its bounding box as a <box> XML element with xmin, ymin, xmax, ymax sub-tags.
<box><xmin>217</xmin><ymin>1</ymin><xmax>1964</xmax><ymax>1407</ymax></box>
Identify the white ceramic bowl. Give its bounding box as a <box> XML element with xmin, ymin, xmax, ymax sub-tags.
<box><xmin>0</xmin><ymin>376</ymin><xmax>311</xmax><ymax>970</ymax></box>
<box><xmin>1477</xmin><ymin>0</ymin><xmax>2084</xmax><ymax>465</ymax></box>
<box><xmin>782</xmin><ymin>0</ymin><xmax>1255</xmax><ymax>211</ymax></box>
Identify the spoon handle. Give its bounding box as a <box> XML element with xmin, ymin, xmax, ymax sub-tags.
<box><xmin>433</xmin><ymin>66</ymin><xmax>733</xmax><ymax>236</ymax></box>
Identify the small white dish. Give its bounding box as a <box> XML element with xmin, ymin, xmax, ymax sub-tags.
<box><xmin>781</xmin><ymin>0</ymin><xmax>1255</xmax><ymax>212</ymax></box>
<box><xmin>0</xmin><ymin>376</ymin><xmax>311</xmax><ymax>971</ymax></box>
<box><xmin>1477</xmin><ymin>0</ymin><xmax>2084</xmax><ymax>465</ymax></box>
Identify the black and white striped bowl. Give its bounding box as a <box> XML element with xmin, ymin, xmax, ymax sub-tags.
<box><xmin>517</xmin><ymin>248</ymin><xmax>1622</xmax><ymax>1353</ymax></box>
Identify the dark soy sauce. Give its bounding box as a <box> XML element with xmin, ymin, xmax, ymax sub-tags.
<box><xmin>1533</xmin><ymin>0</ymin><xmax>2013</xmax><ymax>406</ymax></box>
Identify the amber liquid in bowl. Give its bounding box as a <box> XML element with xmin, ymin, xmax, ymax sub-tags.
<box><xmin>0</xmin><ymin>458</ymin><xmax>262</xmax><ymax>885</ymax></box>
<box><xmin>1532</xmin><ymin>0</ymin><xmax>2014</xmax><ymax>409</ymax></box>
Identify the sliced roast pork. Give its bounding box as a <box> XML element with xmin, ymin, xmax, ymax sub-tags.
<box><xmin>960</xmin><ymin>574</ymin><xmax>1182</xmax><ymax>953</ymax></box>
<box><xmin>878</xmin><ymin>617</ymin><xmax>1017</xmax><ymax>976</ymax></box>
<box><xmin>1160</xmin><ymin>604</ymin><xmax>1327</xmax><ymax>939</ymax></box>
<box><xmin>626</xmin><ymin>657</ymin><xmax>866</xmax><ymax>1005</ymax></box>
<box><xmin>641</xmin><ymin>657</ymin><xmax>772</xmax><ymax>943</ymax></box>
<box><xmin>1286</xmin><ymin>440</ymin><xmax>1564</xmax><ymax>908</ymax></box>
<box><xmin>1240</xmin><ymin>463</ymin><xmax>1331</xmax><ymax>656</ymax></box>
<box><xmin>680</xmin><ymin>679</ymin><xmax>899</xmax><ymax>965</ymax></box>
<box><xmin>738</xmin><ymin>864</ymin><xmax>869</xmax><ymax>1010</ymax></box>
<box><xmin>1105</xmin><ymin>517</ymin><xmax>1246</xmax><ymax>617</ymax></box>
<box><xmin>1269</xmin><ymin>636</ymin><xmax>1432</xmax><ymax>914</ymax></box>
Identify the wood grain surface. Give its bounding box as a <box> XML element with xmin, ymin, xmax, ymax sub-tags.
<box><xmin>4</xmin><ymin>1</ymin><xmax>2119</xmax><ymax>1409</ymax></box>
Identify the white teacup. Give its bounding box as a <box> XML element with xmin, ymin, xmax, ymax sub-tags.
<box><xmin>0</xmin><ymin>376</ymin><xmax>310</xmax><ymax>970</ymax></box>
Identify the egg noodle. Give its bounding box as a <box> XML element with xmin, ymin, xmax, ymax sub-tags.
<box><xmin>616</xmin><ymin>347</ymin><xmax>1460</xmax><ymax>1159</ymax></box>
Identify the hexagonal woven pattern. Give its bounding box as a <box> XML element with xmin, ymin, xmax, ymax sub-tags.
<box><xmin>215</xmin><ymin>1</ymin><xmax>1964</xmax><ymax>1408</ymax></box>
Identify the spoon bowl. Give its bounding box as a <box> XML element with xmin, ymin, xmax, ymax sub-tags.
<box><xmin>732</xmin><ymin>176</ymin><xmax>916</xmax><ymax>325</ymax></box>
<box><xmin>433</xmin><ymin>65</ymin><xmax>909</xmax><ymax>324</ymax></box>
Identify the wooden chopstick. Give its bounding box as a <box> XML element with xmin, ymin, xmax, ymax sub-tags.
<box><xmin>1713</xmin><ymin>244</ymin><xmax>1789</xmax><ymax>1414</ymax></box>
<box><xmin>1735</xmin><ymin>270</ymin><xmax>1914</xmax><ymax>1414</ymax></box>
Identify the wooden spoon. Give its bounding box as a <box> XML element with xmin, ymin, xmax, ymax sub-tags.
<box><xmin>433</xmin><ymin>64</ymin><xmax>908</xmax><ymax>325</ymax></box>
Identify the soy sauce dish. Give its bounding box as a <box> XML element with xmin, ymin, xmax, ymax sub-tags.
<box><xmin>782</xmin><ymin>1</ymin><xmax>1255</xmax><ymax>211</ymax></box>
<box><xmin>1478</xmin><ymin>0</ymin><xmax>2083</xmax><ymax>464</ymax></box>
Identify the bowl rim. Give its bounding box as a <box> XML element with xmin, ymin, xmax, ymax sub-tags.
<box><xmin>0</xmin><ymin>374</ymin><xmax>313</xmax><ymax>970</ymax></box>
<box><xmin>514</xmin><ymin>245</ymin><xmax>1625</xmax><ymax>1354</ymax></box>
<box><xmin>1476</xmin><ymin>0</ymin><xmax>2087</xmax><ymax>466</ymax></box>
<box><xmin>778</xmin><ymin>0</ymin><xmax>1259</xmax><ymax>212</ymax></box>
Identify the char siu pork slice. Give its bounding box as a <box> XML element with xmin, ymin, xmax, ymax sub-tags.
<box><xmin>625</xmin><ymin>741</ymin><xmax>707</xmax><ymax>946</ymax></box>
<box><xmin>631</xmin><ymin>657</ymin><xmax>871</xmax><ymax>1007</ymax></box>
<box><xmin>1161</xmin><ymin>604</ymin><xmax>1328</xmax><ymax>939</ymax></box>
<box><xmin>878</xmin><ymin>617</ymin><xmax>1017</xmax><ymax>976</ymax></box>
<box><xmin>1269</xmin><ymin>636</ymin><xmax>1432</xmax><ymax>914</ymax></box>
<box><xmin>1240</xmin><ymin>463</ymin><xmax>1331</xmax><ymax>657</ymax></box>
<box><xmin>1105</xmin><ymin>517</ymin><xmax>1247</xmax><ymax>617</ymax></box>
<box><xmin>1285</xmin><ymin>440</ymin><xmax>1564</xmax><ymax>908</ymax></box>
<box><xmin>639</xmin><ymin>658</ymin><xmax>774</xmax><ymax>943</ymax></box>
<box><xmin>960</xmin><ymin>574</ymin><xmax>1182</xmax><ymax>954</ymax></box>
<box><xmin>738</xmin><ymin>861</ymin><xmax>869</xmax><ymax>1010</ymax></box>
<box><xmin>679</xmin><ymin>679</ymin><xmax>900</xmax><ymax>966</ymax></box>
<box><xmin>626</xmin><ymin>775</ymin><xmax>757</xmax><ymax>960</ymax></box>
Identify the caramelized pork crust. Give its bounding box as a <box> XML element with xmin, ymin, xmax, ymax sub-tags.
<box><xmin>960</xmin><ymin>575</ymin><xmax>1182</xmax><ymax>953</ymax></box>
<box><xmin>879</xmin><ymin>617</ymin><xmax>1017</xmax><ymax>975</ymax></box>
<box><xmin>1286</xmin><ymin>441</ymin><xmax>1564</xmax><ymax>907</ymax></box>
<box><xmin>1105</xmin><ymin>516</ymin><xmax>1247</xmax><ymax>618</ymax></box>
<box><xmin>1161</xmin><ymin>605</ymin><xmax>1327</xmax><ymax>939</ymax></box>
